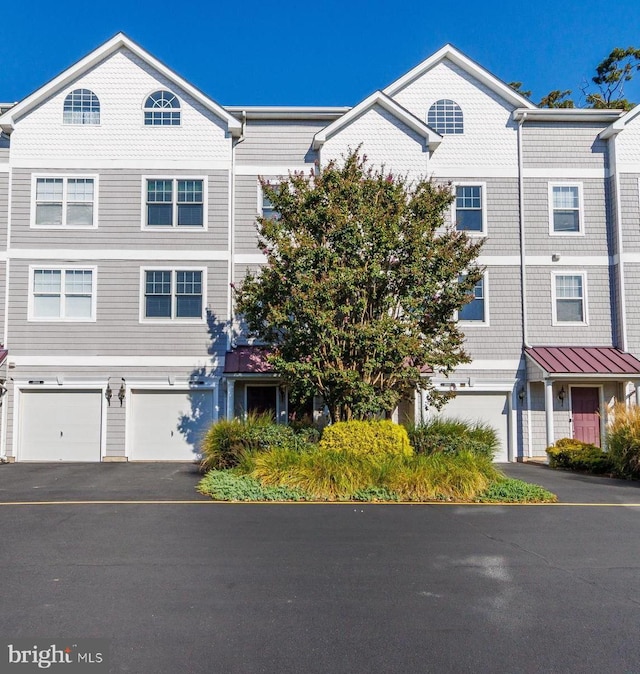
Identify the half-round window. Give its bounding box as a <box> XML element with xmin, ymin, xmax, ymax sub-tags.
<box><xmin>63</xmin><ymin>89</ymin><xmax>100</xmax><ymax>125</ymax></box>
<box><xmin>427</xmin><ymin>99</ymin><xmax>463</xmax><ymax>134</ymax></box>
<box><xmin>144</xmin><ymin>90</ymin><xmax>181</xmax><ymax>126</ymax></box>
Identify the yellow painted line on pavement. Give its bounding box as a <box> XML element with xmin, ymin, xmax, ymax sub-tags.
<box><xmin>0</xmin><ymin>499</ymin><xmax>630</xmax><ymax>506</ymax></box>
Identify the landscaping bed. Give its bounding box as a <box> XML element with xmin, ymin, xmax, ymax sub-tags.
<box><xmin>197</xmin><ymin>415</ymin><xmax>557</xmax><ymax>504</ymax></box>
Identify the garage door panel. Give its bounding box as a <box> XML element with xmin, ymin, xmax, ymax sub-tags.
<box><xmin>433</xmin><ymin>393</ymin><xmax>509</xmax><ymax>462</ymax></box>
<box><xmin>130</xmin><ymin>390</ymin><xmax>213</xmax><ymax>461</ymax></box>
<box><xmin>20</xmin><ymin>390</ymin><xmax>102</xmax><ymax>462</ymax></box>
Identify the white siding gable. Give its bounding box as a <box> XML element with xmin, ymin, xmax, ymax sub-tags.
<box><xmin>9</xmin><ymin>49</ymin><xmax>231</xmax><ymax>165</ymax></box>
<box><xmin>390</xmin><ymin>59</ymin><xmax>518</xmax><ymax>173</ymax></box>
<box><xmin>613</xmin><ymin>112</ymin><xmax>640</xmax><ymax>168</ymax></box>
<box><xmin>320</xmin><ymin>104</ymin><xmax>428</xmax><ymax>181</ymax></box>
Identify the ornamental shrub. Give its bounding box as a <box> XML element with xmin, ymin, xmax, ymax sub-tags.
<box><xmin>318</xmin><ymin>420</ymin><xmax>413</xmax><ymax>459</ymax></box>
<box><xmin>546</xmin><ymin>438</ymin><xmax>613</xmax><ymax>474</ymax></box>
<box><xmin>408</xmin><ymin>417</ymin><xmax>498</xmax><ymax>459</ymax></box>
<box><xmin>606</xmin><ymin>403</ymin><xmax>640</xmax><ymax>478</ymax></box>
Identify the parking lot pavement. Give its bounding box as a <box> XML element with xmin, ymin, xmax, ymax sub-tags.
<box><xmin>499</xmin><ymin>461</ymin><xmax>640</xmax><ymax>504</ymax></box>
<box><xmin>0</xmin><ymin>462</ymin><xmax>208</xmax><ymax>502</ymax></box>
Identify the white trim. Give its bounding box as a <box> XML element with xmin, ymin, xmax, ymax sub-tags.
<box><xmin>524</xmin><ymin>168</ymin><xmax>609</xmax><ymax>179</ymax></box>
<box><xmin>141</xmin><ymin>175</ymin><xmax>208</xmax><ymax>231</ymax></box>
<box><xmin>515</xmin><ymin>108</ymin><xmax>622</xmax><ymax>122</ymax></box>
<box><xmin>526</xmin><ymin>256</ymin><xmax>609</xmax><ymax>266</ymax></box>
<box><xmin>454</xmin><ymin>360</ymin><xmax>521</xmax><ymax>371</ymax></box>
<box><xmin>551</xmin><ymin>270</ymin><xmax>588</xmax><ymax>327</ymax></box>
<box><xmin>313</xmin><ymin>90</ymin><xmax>442</xmax><ymax>150</ymax></box>
<box><xmin>451</xmin><ymin>181</ymin><xmax>487</xmax><ymax>237</ymax></box>
<box><xmin>9</xmin><ymin>355</ymin><xmax>218</xmax><ymax>366</ymax></box>
<box><xmin>243</xmin><ymin>382</ymin><xmax>281</xmax><ymax>421</ymax></box>
<box><xmin>0</xmin><ymin>165</ymin><xmax>9</xmax><ymax>173</ymax></box>
<box><xmin>8</xmin><ymin>249</ymin><xmax>229</xmax><ymax>261</ymax></box>
<box><xmin>142</xmin><ymin>89</ymin><xmax>182</xmax><ymax>128</ymax></box>
<box><xmin>258</xmin><ymin>178</ymin><xmax>282</xmax><ymax>220</ymax></box>
<box><xmin>30</xmin><ymin>174</ymin><xmax>99</xmax><ymax>230</ymax></box>
<box><xmin>0</xmin><ymin>33</ymin><xmax>241</xmax><ymax>136</ymax></box>
<box><xmin>615</xmin><ymin>162</ymin><xmax>640</xmax><ymax>174</ymax></box>
<box><xmin>508</xmin><ymin>388</ymin><xmax>516</xmax><ymax>462</ymax></box>
<box><xmin>139</xmin><ymin>266</ymin><xmax>207</xmax><ymax>324</ymax></box>
<box><xmin>431</xmin><ymin>166</ymin><xmax>518</xmax><ymax>178</ymax></box>
<box><xmin>235</xmin><ymin>164</ymin><xmax>314</xmax><ymax>176</ymax></box>
<box><xmin>11</xmin><ymin>159</ymin><xmax>232</xmax><ymax>170</ymax></box>
<box><xmin>235</xmin><ymin>253</ymin><xmax>267</xmax><ymax>265</ymax></box>
<box><xmin>458</xmin><ymin>271</ymin><xmax>490</xmax><ymax>327</ymax></box>
<box><xmin>548</xmin><ymin>182</ymin><xmax>584</xmax><ymax>237</ymax></box>
<box><xmin>27</xmin><ymin>264</ymin><xmax>98</xmax><ymax>323</ymax></box>
<box><xmin>600</xmin><ymin>104</ymin><xmax>640</xmax><ymax>139</ymax></box>
<box><xmin>526</xmin><ymin>381</ymin><xmax>533</xmax><ymax>458</ymax></box>
<box><xmin>383</xmin><ymin>44</ymin><xmax>535</xmax><ymax>109</ymax></box>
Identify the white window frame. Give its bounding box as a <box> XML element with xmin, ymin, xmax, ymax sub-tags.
<box><xmin>427</xmin><ymin>99</ymin><xmax>464</xmax><ymax>135</ymax></box>
<box><xmin>31</xmin><ymin>174</ymin><xmax>99</xmax><ymax>229</ymax></box>
<box><xmin>552</xmin><ymin>271</ymin><xmax>588</xmax><ymax>326</ymax></box>
<box><xmin>457</xmin><ymin>272</ymin><xmax>490</xmax><ymax>326</ymax></box>
<box><xmin>141</xmin><ymin>176</ymin><xmax>207</xmax><ymax>230</ymax></box>
<box><xmin>28</xmin><ymin>265</ymin><xmax>98</xmax><ymax>322</ymax></box>
<box><xmin>548</xmin><ymin>182</ymin><xmax>584</xmax><ymax>236</ymax></box>
<box><xmin>451</xmin><ymin>182</ymin><xmax>487</xmax><ymax>237</ymax></box>
<box><xmin>62</xmin><ymin>88</ymin><xmax>101</xmax><ymax>126</ymax></box>
<box><xmin>139</xmin><ymin>267</ymin><xmax>207</xmax><ymax>324</ymax></box>
<box><xmin>258</xmin><ymin>179</ymin><xmax>282</xmax><ymax>221</ymax></box>
<box><xmin>142</xmin><ymin>90</ymin><xmax>182</xmax><ymax>127</ymax></box>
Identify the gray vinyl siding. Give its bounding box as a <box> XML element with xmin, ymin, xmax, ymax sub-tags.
<box><xmin>235</xmin><ymin>120</ymin><xmax>324</xmax><ymax>165</ymax></box>
<box><xmin>624</xmin><ymin>264</ymin><xmax>640</xmax><ymax>354</ymax></box>
<box><xmin>10</xmin><ymin>168</ymin><xmax>229</xmax><ymax>250</ymax></box>
<box><xmin>523</xmin><ymin>178</ymin><xmax>610</xmax><ymax>255</ymax></box>
<box><xmin>235</xmin><ymin>174</ymin><xmax>261</xmax><ymax>253</ymax></box>
<box><xmin>234</xmin><ymin>262</ymin><xmax>263</xmax><ymax>284</ymax></box>
<box><xmin>0</xmin><ymin>172</ymin><xmax>8</xmax><ymax>250</ymax></box>
<box><xmin>522</xmin><ymin>123</ymin><xmax>608</xmax><ymax>168</ymax></box>
<box><xmin>461</xmin><ymin>266</ymin><xmax>523</xmax><ymax>360</ymax></box>
<box><xmin>619</xmin><ymin>173</ymin><xmax>640</xmax><ymax>249</ymax></box>
<box><xmin>0</xmin><ymin>261</ymin><xmax>5</xmax><ymax>341</ymax></box>
<box><xmin>7</xmin><ymin>259</ymin><xmax>229</xmax><ymax>359</ymax></box>
<box><xmin>526</xmin><ymin>265</ymin><xmax>615</xmax><ymax>346</ymax></box>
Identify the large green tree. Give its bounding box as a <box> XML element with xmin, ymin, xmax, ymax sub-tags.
<box><xmin>234</xmin><ymin>150</ymin><xmax>484</xmax><ymax>422</ymax></box>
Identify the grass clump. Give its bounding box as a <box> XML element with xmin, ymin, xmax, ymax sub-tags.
<box><xmin>607</xmin><ymin>403</ymin><xmax>640</xmax><ymax>478</ymax></box>
<box><xmin>408</xmin><ymin>417</ymin><xmax>499</xmax><ymax>459</ymax></box>
<box><xmin>477</xmin><ymin>478</ymin><xmax>557</xmax><ymax>503</ymax></box>
<box><xmin>546</xmin><ymin>438</ymin><xmax>613</xmax><ymax>474</ymax></box>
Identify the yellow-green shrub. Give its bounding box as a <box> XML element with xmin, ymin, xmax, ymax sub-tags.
<box><xmin>546</xmin><ymin>438</ymin><xmax>612</xmax><ymax>474</ymax></box>
<box><xmin>319</xmin><ymin>420</ymin><xmax>413</xmax><ymax>459</ymax></box>
<box><xmin>607</xmin><ymin>403</ymin><xmax>640</xmax><ymax>477</ymax></box>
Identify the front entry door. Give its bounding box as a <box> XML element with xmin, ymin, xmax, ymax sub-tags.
<box><xmin>571</xmin><ymin>387</ymin><xmax>600</xmax><ymax>446</ymax></box>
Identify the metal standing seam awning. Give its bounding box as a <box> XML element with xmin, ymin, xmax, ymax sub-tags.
<box><xmin>524</xmin><ymin>346</ymin><xmax>640</xmax><ymax>451</ymax></box>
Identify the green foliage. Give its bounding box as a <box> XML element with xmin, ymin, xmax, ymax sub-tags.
<box><xmin>539</xmin><ymin>89</ymin><xmax>575</xmax><ymax>108</ymax></box>
<box><xmin>197</xmin><ymin>470</ymin><xmax>309</xmax><ymax>501</ymax></box>
<box><xmin>408</xmin><ymin>417</ymin><xmax>498</xmax><ymax>459</ymax></box>
<box><xmin>477</xmin><ymin>478</ymin><xmax>557</xmax><ymax>503</ymax></box>
<box><xmin>352</xmin><ymin>486</ymin><xmax>400</xmax><ymax>502</ymax></box>
<box><xmin>234</xmin><ymin>150</ymin><xmax>484</xmax><ymax>422</ymax></box>
<box><xmin>606</xmin><ymin>403</ymin><xmax>640</xmax><ymax>478</ymax></box>
<box><xmin>200</xmin><ymin>413</ymin><xmax>314</xmax><ymax>471</ymax></box>
<box><xmin>546</xmin><ymin>438</ymin><xmax>613</xmax><ymax>474</ymax></box>
<box><xmin>319</xmin><ymin>420</ymin><xmax>413</xmax><ymax>459</ymax></box>
<box><xmin>508</xmin><ymin>81</ymin><xmax>532</xmax><ymax>98</ymax></box>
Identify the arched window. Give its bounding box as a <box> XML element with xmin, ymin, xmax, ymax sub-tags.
<box><xmin>427</xmin><ymin>99</ymin><xmax>463</xmax><ymax>134</ymax></box>
<box><xmin>63</xmin><ymin>89</ymin><xmax>100</xmax><ymax>125</ymax></box>
<box><xmin>144</xmin><ymin>91</ymin><xmax>181</xmax><ymax>126</ymax></box>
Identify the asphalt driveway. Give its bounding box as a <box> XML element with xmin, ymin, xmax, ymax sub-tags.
<box><xmin>1</xmin><ymin>463</ymin><xmax>640</xmax><ymax>673</ymax></box>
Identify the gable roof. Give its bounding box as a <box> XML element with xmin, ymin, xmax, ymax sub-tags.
<box><xmin>313</xmin><ymin>90</ymin><xmax>442</xmax><ymax>150</ymax></box>
<box><xmin>383</xmin><ymin>44</ymin><xmax>536</xmax><ymax>110</ymax></box>
<box><xmin>0</xmin><ymin>32</ymin><xmax>242</xmax><ymax>136</ymax></box>
<box><xmin>600</xmin><ymin>104</ymin><xmax>640</xmax><ymax>139</ymax></box>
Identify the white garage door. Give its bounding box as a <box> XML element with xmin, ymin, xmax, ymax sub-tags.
<box><xmin>129</xmin><ymin>390</ymin><xmax>214</xmax><ymax>461</ymax></box>
<box><xmin>19</xmin><ymin>390</ymin><xmax>102</xmax><ymax>462</ymax></box>
<box><xmin>434</xmin><ymin>392</ymin><xmax>509</xmax><ymax>462</ymax></box>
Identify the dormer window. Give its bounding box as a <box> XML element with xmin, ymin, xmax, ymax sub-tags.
<box><xmin>144</xmin><ymin>91</ymin><xmax>181</xmax><ymax>126</ymax></box>
<box><xmin>427</xmin><ymin>99</ymin><xmax>463</xmax><ymax>134</ymax></box>
<box><xmin>63</xmin><ymin>89</ymin><xmax>100</xmax><ymax>125</ymax></box>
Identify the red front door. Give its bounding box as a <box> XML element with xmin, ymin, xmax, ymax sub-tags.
<box><xmin>571</xmin><ymin>387</ymin><xmax>600</xmax><ymax>446</ymax></box>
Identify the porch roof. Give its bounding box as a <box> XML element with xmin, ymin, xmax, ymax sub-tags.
<box><xmin>223</xmin><ymin>345</ymin><xmax>274</xmax><ymax>374</ymax></box>
<box><xmin>0</xmin><ymin>347</ymin><xmax>7</xmax><ymax>366</ymax></box>
<box><xmin>525</xmin><ymin>346</ymin><xmax>640</xmax><ymax>376</ymax></box>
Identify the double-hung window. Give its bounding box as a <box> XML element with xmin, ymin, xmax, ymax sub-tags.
<box><xmin>30</xmin><ymin>267</ymin><xmax>96</xmax><ymax>321</ymax></box>
<box><xmin>549</xmin><ymin>183</ymin><xmax>583</xmax><ymax>234</ymax></box>
<box><xmin>553</xmin><ymin>273</ymin><xmax>587</xmax><ymax>324</ymax></box>
<box><xmin>142</xmin><ymin>269</ymin><xmax>204</xmax><ymax>321</ymax></box>
<box><xmin>33</xmin><ymin>176</ymin><xmax>96</xmax><ymax>228</ymax></box>
<box><xmin>260</xmin><ymin>182</ymin><xmax>280</xmax><ymax>221</ymax></box>
<box><xmin>454</xmin><ymin>184</ymin><xmax>485</xmax><ymax>234</ymax></box>
<box><xmin>458</xmin><ymin>275</ymin><xmax>487</xmax><ymax>323</ymax></box>
<box><xmin>145</xmin><ymin>178</ymin><xmax>204</xmax><ymax>228</ymax></box>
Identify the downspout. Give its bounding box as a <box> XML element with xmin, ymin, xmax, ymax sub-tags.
<box><xmin>517</xmin><ymin>112</ymin><xmax>530</xmax><ymax>348</ymax></box>
<box><xmin>1</xmin><ymin>157</ymin><xmax>11</xmax><ymax>461</ymax></box>
<box><xmin>610</xmin><ymin>133</ymin><xmax>628</xmax><ymax>352</ymax></box>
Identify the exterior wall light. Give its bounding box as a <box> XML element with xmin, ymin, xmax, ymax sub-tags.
<box><xmin>558</xmin><ymin>386</ymin><xmax>566</xmax><ymax>407</ymax></box>
<box><xmin>118</xmin><ymin>380</ymin><xmax>126</xmax><ymax>406</ymax></box>
<box><xmin>105</xmin><ymin>384</ymin><xmax>112</xmax><ymax>406</ymax></box>
<box><xmin>518</xmin><ymin>387</ymin><xmax>526</xmax><ymax>402</ymax></box>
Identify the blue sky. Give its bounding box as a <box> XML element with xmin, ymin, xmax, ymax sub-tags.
<box><xmin>2</xmin><ymin>0</ymin><xmax>640</xmax><ymax>108</ymax></box>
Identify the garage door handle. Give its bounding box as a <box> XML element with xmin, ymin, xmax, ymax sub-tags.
<box><xmin>60</xmin><ymin>431</ymin><xmax>63</xmax><ymax>437</ymax></box>
<box><xmin>171</xmin><ymin>431</ymin><xmax>174</xmax><ymax>437</ymax></box>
